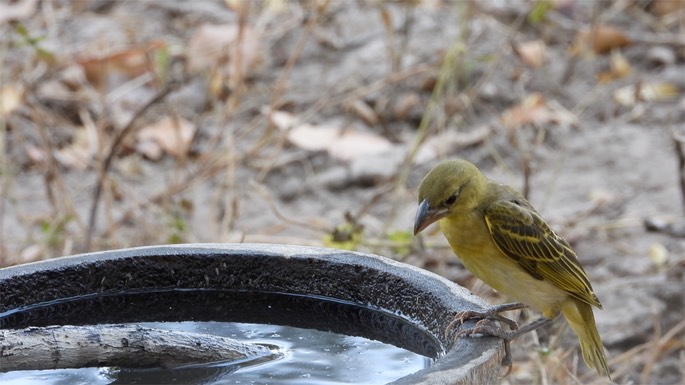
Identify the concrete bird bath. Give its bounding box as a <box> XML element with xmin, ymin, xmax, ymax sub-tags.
<box><xmin>0</xmin><ymin>243</ymin><xmax>505</xmax><ymax>384</ymax></box>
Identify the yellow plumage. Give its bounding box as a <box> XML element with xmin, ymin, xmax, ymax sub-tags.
<box><xmin>414</xmin><ymin>159</ymin><xmax>609</xmax><ymax>377</ymax></box>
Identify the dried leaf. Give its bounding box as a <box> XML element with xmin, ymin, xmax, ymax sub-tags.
<box><xmin>502</xmin><ymin>94</ymin><xmax>578</xmax><ymax>129</ymax></box>
<box><xmin>268</xmin><ymin>110</ymin><xmax>393</xmax><ymax>162</ymax></box>
<box><xmin>648</xmin><ymin>243</ymin><xmax>668</xmax><ymax>268</ymax></box>
<box><xmin>136</xmin><ymin>117</ymin><xmax>196</xmax><ymax>159</ymax></box>
<box><xmin>639</xmin><ymin>82</ymin><xmax>680</xmax><ymax>101</ymax></box>
<box><xmin>329</xmin><ymin>130</ymin><xmax>394</xmax><ymax>161</ymax></box>
<box><xmin>19</xmin><ymin>244</ymin><xmax>44</xmax><ymax>264</ymax></box>
<box><xmin>224</xmin><ymin>0</ymin><xmax>250</xmax><ymax>13</ymax></box>
<box><xmin>78</xmin><ymin>41</ymin><xmax>166</xmax><ymax>89</ymax></box>
<box><xmin>24</xmin><ymin>143</ymin><xmax>47</xmax><ymax>165</ymax></box>
<box><xmin>649</xmin><ymin>0</ymin><xmax>685</xmax><ymax>18</ymax></box>
<box><xmin>588</xmin><ymin>188</ymin><xmax>618</xmax><ymax>207</ymax></box>
<box><xmin>264</xmin><ymin>0</ymin><xmax>288</xmax><ymax>13</ymax></box>
<box><xmin>610</xmin><ymin>49</ymin><xmax>631</xmax><ymax>76</ymax></box>
<box><xmin>415</xmin><ymin>126</ymin><xmax>491</xmax><ymax>164</ymax></box>
<box><xmin>54</xmin><ymin>125</ymin><xmax>99</xmax><ymax>171</ymax></box>
<box><xmin>613</xmin><ymin>81</ymin><xmax>680</xmax><ymax>106</ymax></box>
<box><xmin>573</xmin><ymin>25</ymin><xmax>631</xmax><ymax>55</ymax></box>
<box><xmin>0</xmin><ymin>0</ymin><xmax>37</xmax><ymax>23</ymax></box>
<box><xmin>344</xmin><ymin>99</ymin><xmax>379</xmax><ymax>126</ymax></box>
<box><xmin>393</xmin><ymin>92</ymin><xmax>422</xmax><ymax>121</ymax></box>
<box><xmin>513</xmin><ymin>40</ymin><xmax>546</xmax><ymax>68</ymax></box>
<box><xmin>136</xmin><ymin>139</ymin><xmax>163</xmax><ymax>160</ymax></box>
<box><xmin>187</xmin><ymin>23</ymin><xmax>263</xmax><ymax>85</ymax></box>
<box><xmin>0</xmin><ymin>84</ymin><xmax>24</xmax><ymax>117</ymax></box>
<box><xmin>597</xmin><ymin>50</ymin><xmax>632</xmax><ymax>83</ymax></box>
<box><xmin>502</xmin><ymin>94</ymin><xmax>544</xmax><ymax>129</ymax></box>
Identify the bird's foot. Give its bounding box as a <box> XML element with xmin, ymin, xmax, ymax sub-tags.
<box><xmin>455</xmin><ymin>318</ymin><xmax>519</xmax><ymax>340</ymax></box>
<box><xmin>445</xmin><ymin>302</ymin><xmax>528</xmax><ymax>373</ymax></box>
<box><xmin>455</xmin><ymin>317</ymin><xmax>519</xmax><ymax>368</ymax></box>
<box><xmin>445</xmin><ymin>302</ymin><xmax>526</xmax><ymax>340</ymax></box>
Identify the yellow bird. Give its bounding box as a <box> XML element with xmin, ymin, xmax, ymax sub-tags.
<box><xmin>414</xmin><ymin>159</ymin><xmax>609</xmax><ymax>378</ymax></box>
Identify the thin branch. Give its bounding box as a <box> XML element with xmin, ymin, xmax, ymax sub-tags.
<box><xmin>671</xmin><ymin>125</ymin><xmax>685</xmax><ymax>214</ymax></box>
<box><xmin>247</xmin><ymin>0</ymin><xmax>330</xmax><ymax>170</ymax></box>
<box><xmin>0</xmin><ymin>324</ymin><xmax>273</xmax><ymax>372</ymax></box>
<box><xmin>84</xmin><ymin>83</ymin><xmax>179</xmax><ymax>251</ymax></box>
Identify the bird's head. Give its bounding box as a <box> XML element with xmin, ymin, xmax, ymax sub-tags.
<box><xmin>414</xmin><ymin>159</ymin><xmax>486</xmax><ymax>235</ymax></box>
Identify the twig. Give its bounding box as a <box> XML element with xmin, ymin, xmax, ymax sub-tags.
<box><xmin>548</xmin><ymin>10</ymin><xmax>685</xmax><ymax>49</ymax></box>
<box><xmin>605</xmin><ymin>318</ymin><xmax>685</xmax><ymax>382</ymax></box>
<box><xmin>671</xmin><ymin>125</ymin><xmax>685</xmax><ymax>214</ymax></box>
<box><xmin>521</xmin><ymin>152</ymin><xmax>532</xmax><ymax>200</ymax></box>
<box><xmin>248</xmin><ymin>0</ymin><xmax>330</xmax><ymax>174</ymax></box>
<box><xmin>250</xmin><ymin>180</ymin><xmax>328</xmax><ymax>234</ymax></box>
<box><xmin>0</xmin><ymin>31</ymin><xmax>10</xmax><ymax>263</ymax></box>
<box><xmin>640</xmin><ymin>318</ymin><xmax>685</xmax><ymax>385</ymax></box>
<box><xmin>104</xmin><ymin>153</ymin><xmax>227</xmax><ymax>239</ymax></box>
<box><xmin>24</xmin><ymin>100</ymin><xmax>85</xmax><ymax>233</ymax></box>
<box><xmin>379</xmin><ymin>5</ymin><xmax>398</xmax><ymax>73</ymax></box>
<box><xmin>84</xmin><ymin>83</ymin><xmax>178</xmax><ymax>251</ymax></box>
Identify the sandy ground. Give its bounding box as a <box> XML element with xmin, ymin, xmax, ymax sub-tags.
<box><xmin>1</xmin><ymin>1</ymin><xmax>684</xmax><ymax>384</ymax></box>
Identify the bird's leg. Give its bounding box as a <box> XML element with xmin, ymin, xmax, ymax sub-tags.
<box><xmin>461</xmin><ymin>316</ymin><xmax>553</xmax><ymax>340</ymax></box>
<box><xmin>458</xmin><ymin>316</ymin><xmax>554</xmax><ymax>370</ymax></box>
<box><xmin>445</xmin><ymin>302</ymin><xmax>538</xmax><ymax>372</ymax></box>
<box><xmin>445</xmin><ymin>302</ymin><xmax>527</xmax><ymax>340</ymax></box>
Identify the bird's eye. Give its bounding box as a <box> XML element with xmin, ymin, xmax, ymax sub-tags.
<box><xmin>444</xmin><ymin>193</ymin><xmax>458</xmax><ymax>206</ymax></box>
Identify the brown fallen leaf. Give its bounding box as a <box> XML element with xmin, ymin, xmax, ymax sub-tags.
<box><xmin>649</xmin><ymin>0</ymin><xmax>685</xmax><ymax>18</ymax></box>
<box><xmin>77</xmin><ymin>41</ymin><xmax>166</xmax><ymax>90</ymax></box>
<box><xmin>501</xmin><ymin>93</ymin><xmax>578</xmax><ymax>129</ymax></box>
<box><xmin>136</xmin><ymin>117</ymin><xmax>196</xmax><ymax>160</ymax></box>
<box><xmin>344</xmin><ymin>99</ymin><xmax>379</xmax><ymax>126</ymax></box>
<box><xmin>513</xmin><ymin>40</ymin><xmax>546</xmax><ymax>69</ymax></box>
<box><xmin>393</xmin><ymin>92</ymin><xmax>422</xmax><ymax>121</ymax></box>
<box><xmin>268</xmin><ymin>110</ymin><xmax>393</xmax><ymax>162</ymax></box>
<box><xmin>613</xmin><ymin>81</ymin><xmax>680</xmax><ymax>107</ymax></box>
<box><xmin>573</xmin><ymin>25</ymin><xmax>631</xmax><ymax>55</ymax></box>
<box><xmin>597</xmin><ymin>49</ymin><xmax>632</xmax><ymax>83</ymax></box>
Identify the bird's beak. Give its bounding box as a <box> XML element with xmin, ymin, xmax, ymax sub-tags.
<box><xmin>414</xmin><ymin>199</ymin><xmax>448</xmax><ymax>235</ymax></box>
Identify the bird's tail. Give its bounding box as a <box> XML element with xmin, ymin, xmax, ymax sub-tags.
<box><xmin>561</xmin><ymin>299</ymin><xmax>610</xmax><ymax>379</ymax></box>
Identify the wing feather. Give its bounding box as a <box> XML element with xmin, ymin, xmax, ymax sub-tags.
<box><xmin>485</xmin><ymin>198</ymin><xmax>602</xmax><ymax>309</ymax></box>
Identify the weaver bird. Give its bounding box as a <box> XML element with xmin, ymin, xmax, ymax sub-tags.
<box><xmin>414</xmin><ymin>159</ymin><xmax>610</xmax><ymax>378</ymax></box>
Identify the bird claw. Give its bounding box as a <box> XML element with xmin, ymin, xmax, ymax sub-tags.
<box><xmin>451</xmin><ymin>319</ymin><xmax>515</xmax><ymax>373</ymax></box>
<box><xmin>461</xmin><ymin>319</ymin><xmax>518</xmax><ymax>340</ymax></box>
<box><xmin>445</xmin><ymin>305</ymin><xmax>525</xmax><ymax>372</ymax></box>
<box><xmin>444</xmin><ymin>307</ymin><xmax>520</xmax><ymax>340</ymax></box>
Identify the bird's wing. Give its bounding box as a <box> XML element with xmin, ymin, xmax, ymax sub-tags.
<box><xmin>484</xmin><ymin>199</ymin><xmax>602</xmax><ymax>309</ymax></box>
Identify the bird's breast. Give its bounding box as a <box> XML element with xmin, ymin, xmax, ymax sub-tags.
<box><xmin>438</xmin><ymin>211</ymin><xmax>491</xmax><ymax>256</ymax></box>
<box><xmin>438</xmin><ymin>213</ymin><xmax>567</xmax><ymax>315</ymax></box>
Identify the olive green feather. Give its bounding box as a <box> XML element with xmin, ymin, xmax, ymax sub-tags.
<box><xmin>484</xmin><ymin>196</ymin><xmax>602</xmax><ymax>309</ymax></box>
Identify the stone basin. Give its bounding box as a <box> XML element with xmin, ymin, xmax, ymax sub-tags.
<box><xmin>0</xmin><ymin>243</ymin><xmax>505</xmax><ymax>384</ymax></box>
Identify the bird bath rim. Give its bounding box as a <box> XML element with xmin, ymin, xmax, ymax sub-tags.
<box><xmin>0</xmin><ymin>243</ymin><xmax>505</xmax><ymax>385</ymax></box>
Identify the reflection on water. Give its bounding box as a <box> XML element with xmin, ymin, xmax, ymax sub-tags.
<box><xmin>0</xmin><ymin>322</ymin><xmax>432</xmax><ymax>385</ymax></box>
